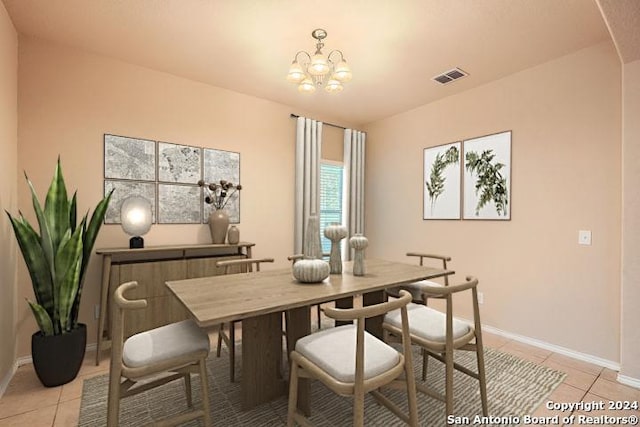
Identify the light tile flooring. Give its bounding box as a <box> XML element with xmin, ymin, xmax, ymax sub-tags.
<box><xmin>1</xmin><ymin>330</ymin><xmax>638</xmax><ymax>426</ymax></box>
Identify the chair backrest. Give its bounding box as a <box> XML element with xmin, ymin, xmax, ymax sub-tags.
<box><xmin>288</xmin><ymin>253</ymin><xmax>330</xmax><ymax>265</ymax></box>
<box><xmin>323</xmin><ymin>291</ymin><xmax>413</xmax><ymax>386</ymax></box>
<box><xmin>215</xmin><ymin>258</ymin><xmax>274</xmax><ymax>274</ymax></box>
<box><xmin>111</xmin><ymin>282</ymin><xmax>147</xmax><ymax>373</ymax></box>
<box><xmin>287</xmin><ymin>254</ymin><xmax>304</xmax><ymax>265</ymax></box>
<box><xmin>406</xmin><ymin>252</ymin><xmax>452</xmax><ymax>286</ymax></box>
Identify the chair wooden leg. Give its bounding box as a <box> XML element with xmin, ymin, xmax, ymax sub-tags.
<box><xmin>405</xmin><ymin>354</ymin><xmax>419</xmax><ymax>426</ymax></box>
<box><xmin>316</xmin><ymin>304</ymin><xmax>322</xmax><ymax>330</ymax></box>
<box><xmin>445</xmin><ymin>348</ymin><xmax>454</xmax><ymax>416</ymax></box>
<box><xmin>106</xmin><ymin>367</ymin><xmax>121</xmax><ymax>427</ymax></box>
<box><xmin>184</xmin><ymin>373</ymin><xmax>193</xmax><ymax>407</ymax></box>
<box><xmin>287</xmin><ymin>361</ymin><xmax>300</xmax><ymax>427</ymax></box>
<box><xmin>229</xmin><ymin>321</ymin><xmax>236</xmax><ymax>382</ymax></box>
<box><xmin>476</xmin><ymin>342</ymin><xmax>489</xmax><ymax>416</ymax></box>
<box><xmin>354</xmin><ymin>388</ymin><xmax>365</xmax><ymax>427</ymax></box>
<box><xmin>421</xmin><ymin>348</ymin><xmax>428</xmax><ymax>381</ymax></box>
<box><xmin>198</xmin><ymin>359</ymin><xmax>212</xmax><ymax>427</ymax></box>
<box><xmin>216</xmin><ymin>324</ymin><xmax>224</xmax><ymax>357</ymax></box>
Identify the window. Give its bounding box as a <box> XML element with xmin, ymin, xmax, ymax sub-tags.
<box><xmin>320</xmin><ymin>161</ymin><xmax>344</xmax><ymax>255</ymax></box>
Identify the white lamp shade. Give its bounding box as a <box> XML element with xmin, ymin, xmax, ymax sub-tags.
<box><xmin>308</xmin><ymin>54</ymin><xmax>330</xmax><ymax>76</ymax></box>
<box><xmin>120</xmin><ymin>196</ymin><xmax>152</xmax><ymax>237</ymax></box>
<box><xmin>287</xmin><ymin>61</ymin><xmax>306</xmax><ymax>83</ymax></box>
<box><xmin>325</xmin><ymin>79</ymin><xmax>343</xmax><ymax>93</ymax></box>
<box><xmin>333</xmin><ymin>60</ymin><xmax>352</xmax><ymax>82</ymax></box>
<box><xmin>298</xmin><ymin>78</ymin><xmax>316</xmax><ymax>93</ymax></box>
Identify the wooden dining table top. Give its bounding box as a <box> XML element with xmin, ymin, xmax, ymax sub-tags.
<box><xmin>166</xmin><ymin>258</ymin><xmax>453</xmax><ymax>327</ymax></box>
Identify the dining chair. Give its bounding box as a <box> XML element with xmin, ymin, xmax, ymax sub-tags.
<box><xmin>385</xmin><ymin>252</ymin><xmax>452</xmax><ymax>303</ymax></box>
<box><xmin>383</xmin><ymin>276</ymin><xmax>488</xmax><ymax>418</ymax></box>
<box><xmin>288</xmin><ymin>254</ymin><xmax>326</xmax><ymax>330</ymax></box>
<box><xmin>287</xmin><ymin>290</ymin><xmax>418</xmax><ymax>427</ymax></box>
<box><xmin>107</xmin><ymin>281</ymin><xmax>211</xmax><ymax>427</ymax></box>
<box><xmin>215</xmin><ymin>257</ymin><xmax>275</xmax><ymax>383</ymax></box>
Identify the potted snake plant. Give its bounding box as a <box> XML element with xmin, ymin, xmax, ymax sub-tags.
<box><xmin>6</xmin><ymin>158</ymin><xmax>112</xmax><ymax>387</ymax></box>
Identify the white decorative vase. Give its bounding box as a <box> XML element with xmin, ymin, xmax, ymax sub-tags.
<box><xmin>292</xmin><ymin>258</ymin><xmax>330</xmax><ymax>283</ymax></box>
<box><xmin>324</xmin><ymin>223</ymin><xmax>347</xmax><ymax>274</ymax></box>
<box><xmin>349</xmin><ymin>234</ymin><xmax>368</xmax><ymax>276</ymax></box>
<box><xmin>304</xmin><ymin>215</ymin><xmax>323</xmax><ymax>259</ymax></box>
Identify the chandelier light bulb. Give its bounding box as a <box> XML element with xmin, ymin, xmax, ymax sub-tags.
<box><xmin>308</xmin><ymin>54</ymin><xmax>330</xmax><ymax>76</ymax></box>
<box><xmin>333</xmin><ymin>60</ymin><xmax>352</xmax><ymax>82</ymax></box>
<box><xmin>287</xmin><ymin>61</ymin><xmax>306</xmax><ymax>83</ymax></box>
<box><xmin>298</xmin><ymin>78</ymin><xmax>316</xmax><ymax>94</ymax></box>
<box><xmin>325</xmin><ymin>79</ymin><xmax>343</xmax><ymax>93</ymax></box>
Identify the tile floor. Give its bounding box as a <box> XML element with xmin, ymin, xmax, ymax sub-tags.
<box><xmin>1</xmin><ymin>330</ymin><xmax>638</xmax><ymax>426</ymax></box>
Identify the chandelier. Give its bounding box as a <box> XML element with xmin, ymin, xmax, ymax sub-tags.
<box><xmin>286</xmin><ymin>29</ymin><xmax>352</xmax><ymax>94</ymax></box>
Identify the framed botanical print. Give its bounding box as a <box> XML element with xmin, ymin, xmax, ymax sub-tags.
<box><xmin>423</xmin><ymin>142</ymin><xmax>462</xmax><ymax>220</ymax></box>
<box><xmin>462</xmin><ymin>131</ymin><xmax>511</xmax><ymax>220</ymax></box>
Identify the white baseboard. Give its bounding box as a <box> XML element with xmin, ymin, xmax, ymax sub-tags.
<box><xmin>2</xmin><ymin>342</ymin><xmax>99</xmax><ymax>397</ymax></box>
<box><xmin>617</xmin><ymin>374</ymin><xmax>640</xmax><ymax>389</ymax></box>
<box><xmin>481</xmin><ymin>324</ymin><xmax>621</xmax><ymax>371</ymax></box>
<box><xmin>0</xmin><ymin>362</ymin><xmax>18</xmax><ymax>398</ymax></box>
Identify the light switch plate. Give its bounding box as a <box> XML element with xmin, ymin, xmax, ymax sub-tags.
<box><xmin>578</xmin><ymin>230</ymin><xmax>592</xmax><ymax>245</ymax></box>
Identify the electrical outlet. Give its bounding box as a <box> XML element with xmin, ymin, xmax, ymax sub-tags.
<box><xmin>94</xmin><ymin>304</ymin><xmax>100</xmax><ymax>320</ymax></box>
<box><xmin>478</xmin><ymin>292</ymin><xmax>484</xmax><ymax>304</ymax></box>
<box><xmin>578</xmin><ymin>230</ymin><xmax>592</xmax><ymax>246</ymax></box>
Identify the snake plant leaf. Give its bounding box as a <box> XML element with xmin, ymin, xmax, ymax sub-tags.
<box><xmin>25</xmin><ymin>174</ymin><xmax>55</xmax><ymax>280</ymax></box>
<box><xmin>81</xmin><ymin>189</ymin><xmax>113</xmax><ymax>284</ymax></box>
<box><xmin>43</xmin><ymin>159</ymin><xmax>69</xmax><ymax>253</ymax></box>
<box><xmin>71</xmin><ymin>189</ymin><xmax>112</xmax><ymax>327</ymax></box>
<box><xmin>6</xmin><ymin>213</ymin><xmax>55</xmax><ymax>319</ymax></box>
<box><xmin>69</xmin><ymin>191</ymin><xmax>77</xmax><ymax>234</ymax></box>
<box><xmin>27</xmin><ymin>300</ymin><xmax>54</xmax><ymax>336</ymax></box>
<box><xmin>56</xmin><ymin>226</ymin><xmax>83</xmax><ymax>331</ymax></box>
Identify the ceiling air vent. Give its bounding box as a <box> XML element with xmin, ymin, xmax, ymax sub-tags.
<box><xmin>432</xmin><ymin>68</ymin><xmax>468</xmax><ymax>85</ymax></box>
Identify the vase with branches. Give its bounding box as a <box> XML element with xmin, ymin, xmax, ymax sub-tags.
<box><xmin>198</xmin><ymin>179</ymin><xmax>242</xmax><ymax>243</ymax></box>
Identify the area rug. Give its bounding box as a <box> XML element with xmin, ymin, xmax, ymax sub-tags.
<box><xmin>78</xmin><ymin>344</ymin><xmax>565</xmax><ymax>427</ymax></box>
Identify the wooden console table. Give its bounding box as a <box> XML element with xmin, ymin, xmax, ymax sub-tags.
<box><xmin>94</xmin><ymin>242</ymin><xmax>254</xmax><ymax>365</ymax></box>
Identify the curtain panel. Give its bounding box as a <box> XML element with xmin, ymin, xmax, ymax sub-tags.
<box><xmin>294</xmin><ymin>117</ymin><xmax>323</xmax><ymax>254</ymax></box>
<box><xmin>342</xmin><ymin>129</ymin><xmax>366</xmax><ymax>259</ymax></box>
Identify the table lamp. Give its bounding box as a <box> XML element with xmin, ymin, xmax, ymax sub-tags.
<box><xmin>120</xmin><ymin>196</ymin><xmax>152</xmax><ymax>248</ymax></box>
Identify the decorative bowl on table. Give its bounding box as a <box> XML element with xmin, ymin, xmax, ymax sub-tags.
<box><xmin>292</xmin><ymin>258</ymin><xmax>330</xmax><ymax>283</ymax></box>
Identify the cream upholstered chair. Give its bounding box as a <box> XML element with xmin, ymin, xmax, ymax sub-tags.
<box><xmin>287</xmin><ymin>290</ymin><xmax>418</xmax><ymax>427</ymax></box>
<box><xmin>385</xmin><ymin>252</ymin><xmax>452</xmax><ymax>303</ymax></box>
<box><xmin>383</xmin><ymin>276</ymin><xmax>488</xmax><ymax>418</ymax></box>
<box><xmin>107</xmin><ymin>281</ymin><xmax>211</xmax><ymax>427</ymax></box>
<box><xmin>215</xmin><ymin>257</ymin><xmax>275</xmax><ymax>382</ymax></box>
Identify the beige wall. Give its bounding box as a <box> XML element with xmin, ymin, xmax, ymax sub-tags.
<box><xmin>15</xmin><ymin>37</ymin><xmax>354</xmax><ymax>357</ymax></box>
<box><xmin>621</xmin><ymin>59</ymin><xmax>640</xmax><ymax>379</ymax></box>
<box><xmin>0</xmin><ymin>2</ymin><xmax>18</xmax><ymax>385</ymax></box>
<box><xmin>321</xmin><ymin>125</ymin><xmax>345</xmax><ymax>163</ymax></box>
<box><xmin>364</xmin><ymin>42</ymin><xmax>622</xmax><ymax>361</ymax></box>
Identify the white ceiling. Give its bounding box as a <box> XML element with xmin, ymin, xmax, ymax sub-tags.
<box><xmin>2</xmin><ymin>0</ymin><xmax>611</xmax><ymax>126</ymax></box>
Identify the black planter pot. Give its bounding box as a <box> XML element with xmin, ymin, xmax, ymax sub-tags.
<box><xmin>31</xmin><ymin>323</ymin><xmax>87</xmax><ymax>387</ymax></box>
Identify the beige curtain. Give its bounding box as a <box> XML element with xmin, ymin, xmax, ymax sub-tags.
<box><xmin>342</xmin><ymin>128</ymin><xmax>366</xmax><ymax>259</ymax></box>
<box><xmin>294</xmin><ymin>117</ymin><xmax>323</xmax><ymax>254</ymax></box>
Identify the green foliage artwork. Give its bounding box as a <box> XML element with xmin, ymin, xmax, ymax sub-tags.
<box><xmin>425</xmin><ymin>146</ymin><xmax>459</xmax><ymax>213</ymax></box>
<box><xmin>465</xmin><ymin>149</ymin><xmax>509</xmax><ymax>216</ymax></box>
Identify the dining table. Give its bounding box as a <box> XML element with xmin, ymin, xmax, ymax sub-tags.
<box><xmin>165</xmin><ymin>258</ymin><xmax>453</xmax><ymax>413</ymax></box>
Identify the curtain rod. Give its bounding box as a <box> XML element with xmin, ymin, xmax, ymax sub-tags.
<box><xmin>289</xmin><ymin>113</ymin><xmax>347</xmax><ymax>130</ymax></box>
